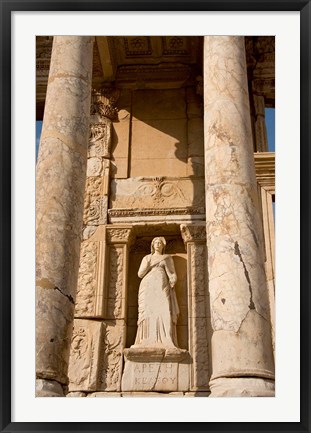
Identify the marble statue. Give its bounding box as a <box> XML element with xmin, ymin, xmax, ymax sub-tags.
<box><xmin>133</xmin><ymin>237</ymin><xmax>180</xmax><ymax>349</ymax></box>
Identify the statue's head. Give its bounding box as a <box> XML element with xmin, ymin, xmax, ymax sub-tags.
<box><xmin>151</xmin><ymin>237</ymin><xmax>166</xmax><ymax>254</ymax></box>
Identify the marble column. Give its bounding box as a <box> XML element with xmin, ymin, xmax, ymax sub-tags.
<box><xmin>203</xmin><ymin>36</ymin><xmax>275</xmax><ymax>396</ymax></box>
<box><xmin>36</xmin><ymin>36</ymin><xmax>94</xmax><ymax>396</ymax></box>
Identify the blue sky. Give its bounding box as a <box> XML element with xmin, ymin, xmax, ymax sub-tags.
<box><xmin>36</xmin><ymin>107</ymin><xmax>275</xmax><ymax>156</ymax></box>
<box><xmin>265</xmin><ymin>108</ymin><xmax>275</xmax><ymax>152</ymax></box>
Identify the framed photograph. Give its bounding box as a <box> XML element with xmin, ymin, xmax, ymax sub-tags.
<box><xmin>2</xmin><ymin>0</ymin><xmax>309</xmax><ymax>432</ymax></box>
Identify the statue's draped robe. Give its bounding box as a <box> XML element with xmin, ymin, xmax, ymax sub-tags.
<box><xmin>134</xmin><ymin>254</ymin><xmax>179</xmax><ymax>348</ymax></box>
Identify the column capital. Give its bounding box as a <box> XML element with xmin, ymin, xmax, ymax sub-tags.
<box><xmin>91</xmin><ymin>87</ymin><xmax>120</xmax><ymax>121</ymax></box>
<box><xmin>180</xmin><ymin>223</ymin><xmax>206</xmax><ymax>244</ymax></box>
<box><xmin>106</xmin><ymin>225</ymin><xmax>135</xmax><ymax>246</ymax></box>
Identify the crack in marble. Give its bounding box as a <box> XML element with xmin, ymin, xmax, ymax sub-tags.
<box><xmin>54</xmin><ymin>286</ymin><xmax>75</xmax><ymax>305</ymax></box>
<box><xmin>233</xmin><ymin>241</ymin><xmax>255</xmax><ymax>310</ymax></box>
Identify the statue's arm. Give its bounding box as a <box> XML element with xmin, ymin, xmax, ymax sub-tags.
<box><xmin>138</xmin><ymin>255</ymin><xmax>151</xmax><ymax>278</ymax></box>
<box><xmin>165</xmin><ymin>256</ymin><xmax>177</xmax><ymax>287</ymax></box>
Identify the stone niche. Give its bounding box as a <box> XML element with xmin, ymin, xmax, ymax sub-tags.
<box><xmin>122</xmin><ymin>228</ymin><xmax>190</xmax><ymax>393</ymax></box>
<box><xmin>68</xmin><ymin>223</ymin><xmax>210</xmax><ymax>395</ymax></box>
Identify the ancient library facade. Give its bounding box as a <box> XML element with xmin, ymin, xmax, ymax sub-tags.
<box><xmin>36</xmin><ymin>36</ymin><xmax>275</xmax><ymax>397</ymax></box>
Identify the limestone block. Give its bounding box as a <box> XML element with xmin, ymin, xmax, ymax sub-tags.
<box><xmin>131</xmin><ymin>119</ymin><xmax>188</xmax><ymax>160</ymax></box>
<box><xmin>188</xmin><ymin>118</ymin><xmax>204</xmax><ymax>157</ymax></box>
<box><xmin>130</xmin><ymin>158</ymin><xmax>188</xmax><ymax>178</ymax></box>
<box><xmin>66</xmin><ymin>391</ymin><xmax>87</xmax><ymax>397</ymax></box>
<box><xmin>132</xmin><ymin>89</ymin><xmax>186</xmax><ymax>120</ymax></box>
<box><xmin>86</xmin><ymin>157</ymin><xmax>103</xmax><ymax>177</ymax></box>
<box><xmin>110</xmin><ymin>158</ymin><xmax>128</xmax><ymax>179</ymax></box>
<box><xmin>112</xmin><ymin>121</ymin><xmax>130</xmax><ymax>158</ymax></box>
<box><xmin>36</xmin><ymin>286</ymin><xmax>74</xmax><ymax>385</ymax></box>
<box><xmin>184</xmin><ymin>392</ymin><xmax>210</xmax><ymax>397</ymax></box>
<box><xmin>68</xmin><ymin>319</ymin><xmax>103</xmax><ymax>392</ymax></box>
<box><xmin>87</xmin><ymin>392</ymin><xmax>121</xmax><ymax>397</ymax></box>
<box><xmin>121</xmin><ymin>392</ymin><xmax>184</xmax><ymax>397</ymax></box>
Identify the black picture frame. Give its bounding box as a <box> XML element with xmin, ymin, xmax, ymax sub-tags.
<box><xmin>1</xmin><ymin>1</ymin><xmax>310</xmax><ymax>432</ymax></box>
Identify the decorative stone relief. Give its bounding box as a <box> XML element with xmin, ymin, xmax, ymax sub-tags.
<box><xmin>180</xmin><ymin>224</ymin><xmax>209</xmax><ymax>391</ymax></box>
<box><xmin>89</xmin><ymin>120</ymin><xmax>112</xmax><ymax>159</ymax></box>
<box><xmin>68</xmin><ymin>319</ymin><xmax>103</xmax><ymax>392</ymax></box>
<box><xmin>109</xmin><ymin>177</ymin><xmax>205</xmax><ymax>212</ymax></box>
<box><xmin>103</xmin><ymin>226</ymin><xmax>134</xmax><ymax>320</ymax></box>
<box><xmin>83</xmin><ymin>177</ymin><xmax>102</xmax><ymax>225</ymax></box>
<box><xmin>107</xmin><ymin>246</ymin><xmax>124</xmax><ymax>319</ymax></box>
<box><xmin>162</xmin><ymin>36</ymin><xmax>189</xmax><ymax>56</ymax></box>
<box><xmin>124</xmin><ymin>37</ymin><xmax>152</xmax><ymax>56</ymax></box>
<box><xmin>98</xmin><ymin>321</ymin><xmax>125</xmax><ymax>391</ymax></box>
<box><xmin>180</xmin><ymin>223</ymin><xmax>206</xmax><ymax>244</ymax></box>
<box><xmin>91</xmin><ymin>88</ymin><xmax>120</xmax><ymax>121</ymax></box>
<box><xmin>106</xmin><ymin>226</ymin><xmax>134</xmax><ymax>245</ymax></box>
<box><xmin>75</xmin><ymin>241</ymin><xmax>98</xmax><ymax>316</ymax></box>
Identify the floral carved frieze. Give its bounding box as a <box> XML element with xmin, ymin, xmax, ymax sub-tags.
<box><xmin>88</xmin><ymin>121</ymin><xmax>112</xmax><ymax>159</ymax></box>
<box><xmin>98</xmin><ymin>321</ymin><xmax>125</xmax><ymax>391</ymax></box>
<box><xmin>83</xmin><ymin>177</ymin><xmax>103</xmax><ymax>226</ymax></box>
<box><xmin>107</xmin><ymin>246</ymin><xmax>123</xmax><ymax>319</ymax></box>
<box><xmin>75</xmin><ymin>241</ymin><xmax>98</xmax><ymax>317</ymax></box>
<box><xmin>106</xmin><ymin>226</ymin><xmax>135</xmax><ymax>245</ymax></box>
<box><xmin>110</xmin><ymin>177</ymin><xmax>205</xmax><ymax>212</ymax></box>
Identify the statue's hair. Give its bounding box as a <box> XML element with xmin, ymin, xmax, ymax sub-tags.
<box><xmin>151</xmin><ymin>237</ymin><xmax>166</xmax><ymax>254</ymax></box>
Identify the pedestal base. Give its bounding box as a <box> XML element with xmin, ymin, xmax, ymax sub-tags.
<box><xmin>36</xmin><ymin>379</ymin><xmax>65</xmax><ymax>397</ymax></box>
<box><xmin>209</xmin><ymin>377</ymin><xmax>275</xmax><ymax>397</ymax></box>
<box><xmin>121</xmin><ymin>347</ymin><xmax>189</xmax><ymax>392</ymax></box>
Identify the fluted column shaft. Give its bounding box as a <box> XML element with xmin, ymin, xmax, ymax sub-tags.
<box><xmin>203</xmin><ymin>36</ymin><xmax>274</xmax><ymax>396</ymax></box>
<box><xmin>36</xmin><ymin>36</ymin><xmax>94</xmax><ymax>396</ymax></box>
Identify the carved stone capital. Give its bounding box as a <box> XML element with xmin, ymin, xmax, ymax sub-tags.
<box><xmin>180</xmin><ymin>223</ymin><xmax>206</xmax><ymax>244</ymax></box>
<box><xmin>91</xmin><ymin>87</ymin><xmax>120</xmax><ymax>121</ymax></box>
<box><xmin>106</xmin><ymin>225</ymin><xmax>135</xmax><ymax>245</ymax></box>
